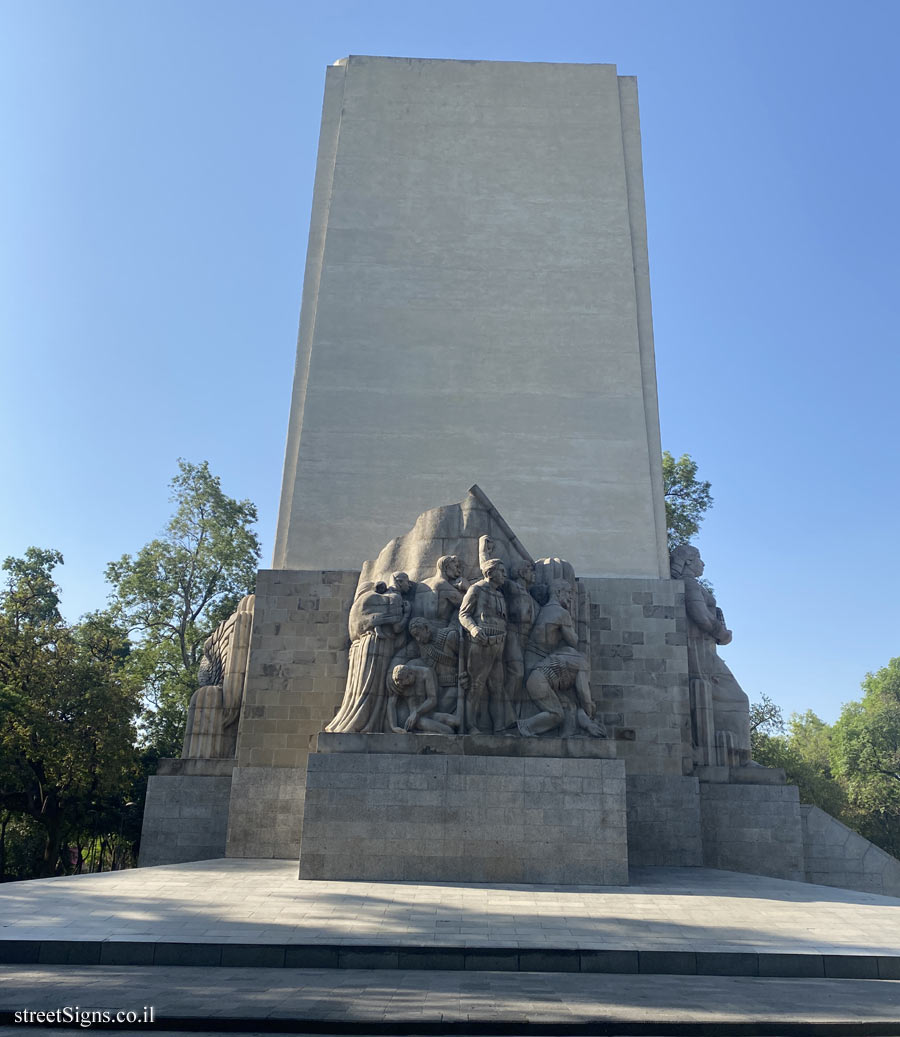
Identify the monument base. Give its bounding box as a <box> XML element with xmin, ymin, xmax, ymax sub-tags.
<box><xmin>299</xmin><ymin>734</ymin><xmax>627</xmax><ymax>884</ymax></box>
<box><xmin>700</xmin><ymin>782</ymin><xmax>805</xmax><ymax>881</ymax></box>
<box><xmin>139</xmin><ymin>758</ymin><xmax>233</xmax><ymax>867</ymax></box>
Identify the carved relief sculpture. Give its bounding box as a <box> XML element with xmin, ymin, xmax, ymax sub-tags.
<box><xmin>326</xmin><ymin>581</ymin><xmax>408</xmax><ymax>734</ymax></box>
<box><xmin>386</xmin><ymin>663</ymin><xmax>459</xmax><ymax>734</ymax></box>
<box><xmin>326</xmin><ymin>486</ymin><xmax>607</xmax><ymax>741</ymax></box>
<box><xmin>458</xmin><ymin>558</ymin><xmax>508</xmax><ymax>734</ymax></box>
<box><xmin>413</xmin><ymin>556</ymin><xmax>468</xmax><ymax>622</ymax></box>
<box><xmin>182</xmin><ymin>594</ymin><xmax>255</xmax><ymax>759</ymax></box>
<box><xmin>519</xmin><ymin>580</ymin><xmax>605</xmax><ymax>738</ymax></box>
<box><xmin>669</xmin><ymin>544</ymin><xmax>752</xmax><ymax>766</ymax></box>
<box><xmin>407</xmin><ymin>617</ymin><xmax>466</xmax><ymax>721</ymax></box>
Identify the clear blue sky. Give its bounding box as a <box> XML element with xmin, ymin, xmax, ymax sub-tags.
<box><xmin>2</xmin><ymin>1</ymin><xmax>898</xmax><ymax>725</ymax></box>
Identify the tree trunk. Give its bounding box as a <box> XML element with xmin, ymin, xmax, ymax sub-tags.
<box><xmin>39</xmin><ymin>817</ymin><xmax>63</xmax><ymax>878</ymax></box>
<box><xmin>0</xmin><ymin>813</ymin><xmax>7</xmax><ymax>882</ymax></box>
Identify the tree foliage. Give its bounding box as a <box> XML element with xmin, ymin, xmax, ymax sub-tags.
<box><xmin>831</xmin><ymin>658</ymin><xmax>900</xmax><ymax>857</ymax></box>
<box><xmin>749</xmin><ymin>693</ymin><xmax>784</xmax><ymax>739</ymax></box>
<box><xmin>662</xmin><ymin>451</ymin><xmax>713</xmax><ymax>550</ymax></box>
<box><xmin>106</xmin><ymin>460</ymin><xmax>261</xmax><ymax>757</ymax></box>
<box><xmin>752</xmin><ymin>679</ymin><xmax>900</xmax><ymax>859</ymax></box>
<box><xmin>0</xmin><ymin>550</ymin><xmax>140</xmax><ymax>877</ymax></box>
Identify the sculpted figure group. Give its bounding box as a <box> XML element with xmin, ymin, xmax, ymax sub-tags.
<box><xmin>326</xmin><ymin>544</ymin><xmax>607</xmax><ymax>740</ymax></box>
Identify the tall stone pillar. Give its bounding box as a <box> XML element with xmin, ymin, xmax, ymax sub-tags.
<box><xmin>274</xmin><ymin>56</ymin><xmax>669</xmax><ymax>579</ymax></box>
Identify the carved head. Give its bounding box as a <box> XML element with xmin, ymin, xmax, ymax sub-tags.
<box><xmin>482</xmin><ymin>558</ymin><xmax>507</xmax><ymax>587</ymax></box>
<box><xmin>516</xmin><ymin>561</ymin><xmax>535</xmax><ymax>586</ymax></box>
<box><xmin>391</xmin><ymin>664</ymin><xmax>416</xmax><ymax>692</ymax></box>
<box><xmin>549</xmin><ymin>578</ymin><xmax>573</xmax><ymax>609</ymax></box>
<box><xmin>409</xmin><ymin>617</ymin><xmax>432</xmax><ymax>644</ymax></box>
<box><xmin>670</xmin><ymin>544</ymin><xmax>703</xmax><ymax>579</ymax></box>
<box><xmin>391</xmin><ymin>571</ymin><xmax>411</xmax><ymax>594</ymax></box>
<box><xmin>437</xmin><ymin>555</ymin><xmax>462</xmax><ymax>580</ymax></box>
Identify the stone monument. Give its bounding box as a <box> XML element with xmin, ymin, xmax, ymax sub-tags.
<box><xmin>138</xmin><ymin>56</ymin><xmax>900</xmax><ymax>899</ymax></box>
<box><xmin>273</xmin><ymin>55</ymin><xmax>669</xmax><ymax>580</ymax></box>
<box><xmin>299</xmin><ymin>486</ymin><xmax>625</xmax><ymax>885</ymax></box>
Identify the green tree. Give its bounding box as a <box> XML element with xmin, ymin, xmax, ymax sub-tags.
<box><xmin>832</xmin><ymin>658</ymin><xmax>900</xmax><ymax>858</ymax></box>
<box><xmin>0</xmin><ymin>550</ymin><xmax>141</xmax><ymax>877</ymax></box>
<box><xmin>750</xmin><ymin>693</ymin><xmax>784</xmax><ymax>744</ymax></box>
<box><xmin>662</xmin><ymin>451</ymin><xmax>713</xmax><ymax>550</ymax></box>
<box><xmin>106</xmin><ymin>460</ymin><xmax>260</xmax><ymax>757</ymax></box>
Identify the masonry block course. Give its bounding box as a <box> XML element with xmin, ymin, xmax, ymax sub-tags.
<box><xmin>802</xmin><ymin>805</ymin><xmax>900</xmax><ymax>897</ymax></box>
<box><xmin>585</xmin><ymin>578</ymin><xmax>692</xmax><ymax>777</ymax></box>
<box><xmin>224</xmin><ymin>569</ymin><xmax>358</xmax><ymax>858</ymax></box>
<box><xmin>300</xmin><ymin>753</ymin><xmax>628</xmax><ymax>884</ymax></box>
<box><xmin>141</xmin><ymin>566</ymin><xmax>900</xmax><ymax>897</ymax></box>
<box><xmin>700</xmin><ymin>783</ymin><xmax>804</xmax><ymax>881</ymax></box>
<box><xmin>139</xmin><ymin>775</ymin><xmax>232</xmax><ymax>866</ymax></box>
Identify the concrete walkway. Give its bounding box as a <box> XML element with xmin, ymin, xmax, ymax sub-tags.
<box><xmin>2</xmin><ymin>861</ymin><xmax>900</xmax><ymax>1032</ymax></box>
<box><xmin>2</xmin><ymin>859</ymin><xmax>899</xmax><ymax>956</ymax></box>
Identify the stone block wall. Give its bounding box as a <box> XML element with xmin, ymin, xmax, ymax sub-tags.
<box><xmin>225</xmin><ymin>568</ymin><xmax>358</xmax><ymax>858</ymax></box>
<box><xmin>700</xmin><ymin>783</ymin><xmax>804</xmax><ymax>881</ymax></box>
<box><xmin>139</xmin><ymin>775</ymin><xmax>232</xmax><ymax>866</ymax></box>
<box><xmin>802</xmin><ymin>805</ymin><xmax>900</xmax><ymax>897</ymax></box>
<box><xmin>584</xmin><ymin>578</ymin><xmax>692</xmax><ymax>776</ymax></box>
<box><xmin>626</xmin><ymin>774</ymin><xmax>702</xmax><ymax>867</ymax></box>
<box><xmin>300</xmin><ymin>753</ymin><xmax>628</xmax><ymax>885</ymax></box>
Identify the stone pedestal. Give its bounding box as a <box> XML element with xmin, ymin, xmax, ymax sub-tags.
<box><xmin>700</xmin><ymin>782</ymin><xmax>804</xmax><ymax>882</ymax></box>
<box><xmin>139</xmin><ymin>758</ymin><xmax>233</xmax><ymax>867</ymax></box>
<box><xmin>299</xmin><ymin>733</ymin><xmax>627</xmax><ymax>884</ymax></box>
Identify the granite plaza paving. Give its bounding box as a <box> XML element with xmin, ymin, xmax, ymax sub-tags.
<box><xmin>2</xmin><ymin>860</ymin><xmax>900</xmax><ymax>1032</ymax></box>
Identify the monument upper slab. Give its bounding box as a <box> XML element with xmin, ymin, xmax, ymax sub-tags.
<box><xmin>274</xmin><ymin>56</ymin><xmax>669</xmax><ymax>578</ymax></box>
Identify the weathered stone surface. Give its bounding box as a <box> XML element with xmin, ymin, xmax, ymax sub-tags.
<box><xmin>273</xmin><ymin>57</ymin><xmax>669</xmax><ymax>579</ymax></box>
<box><xmin>139</xmin><ymin>775</ymin><xmax>232</xmax><ymax>866</ymax></box>
<box><xmin>182</xmin><ymin>594</ymin><xmax>255</xmax><ymax>759</ymax></box>
<box><xmin>802</xmin><ymin>804</ymin><xmax>900</xmax><ymax>897</ymax></box>
<box><xmin>670</xmin><ymin>545</ymin><xmax>751</xmax><ymax>768</ymax></box>
<box><xmin>299</xmin><ymin>752</ymin><xmax>627</xmax><ymax>884</ymax></box>
<box><xmin>326</xmin><ymin>489</ymin><xmax>606</xmax><ymax>742</ymax></box>
<box><xmin>700</xmin><ymin>783</ymin><xmax>804</xmax><ymax>881</ymax></box>
<box><xmin>224</xmin><ymin>569</ymin><xmax>359</xmax><ymax>858</ymax></box>
<box><xmin>226</xmin><ymin>766</ymin><xmax>307</xmax><ymax>860</ymax></box>
<box><xmin>359</xmin><ymin>484</ymin><xmax>532</xmax><ymax>592</ymax></box>
<box><xmin>626</xmin><ymin>774</ymin><xmax>702</xmax><ymax>867</ymax></box>
<box><xmin>315</xmin><ymin>731</ymin><xmax>616</xmax><ymax>759</ymax></box>
<box><xmin>157</xmin><ymin>758</ymin><xmax>234</xmax><ymax>777</ymax></box>
<box><xmin>584</xmin><ymin>577</ymin><xmax>692</xmax><ymax>777</ymax></box>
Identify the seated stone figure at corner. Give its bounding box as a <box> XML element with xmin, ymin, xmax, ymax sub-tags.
<box><xmin>386</xmin><ymin>663</ymin><xmax>459</xmax><ymax>735</ymax></box>
<box><xmin>519</xmin><ymin>579</ymin><xmax>604</xmax><ymax>738</ymax></box>
<box><xmin>458</xmin><ymin>558</ymin><xmax>508</xmax><ymax>734</ymax></box>
<box><xmin>669</xmin><ymin>544</ymin><xmax>752</xmax><ymax>766</ymax></box>
<box><xmin>182</xmin><ymin>594</ymin><xmax>255</xmax><ymax>759</ymax></box>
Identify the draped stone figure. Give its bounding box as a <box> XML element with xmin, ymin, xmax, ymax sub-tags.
<box><xmin>669</xmin><ymin>544</ymin><xmax>752</xmax><ymax>767</ymax></box>
<box><xmin>327</xmin><ymin>581</ymin><xmax>409</xmax><ymax>734</ymax></box>
<box><xmin>182</xmin><ymin>594</ymin><xmax>255</xmax><ymax>759</ymax></box>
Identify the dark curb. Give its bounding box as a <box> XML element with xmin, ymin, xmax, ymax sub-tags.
<box><xmin>2</xmin><ymin>1011</ymin><xmax>900</xmax><ymax>1035</ymax></box>
<box><xmin>1</xmin><ymin>939</ymin><xmax>899</xmax><ymax>980</ymax></box>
